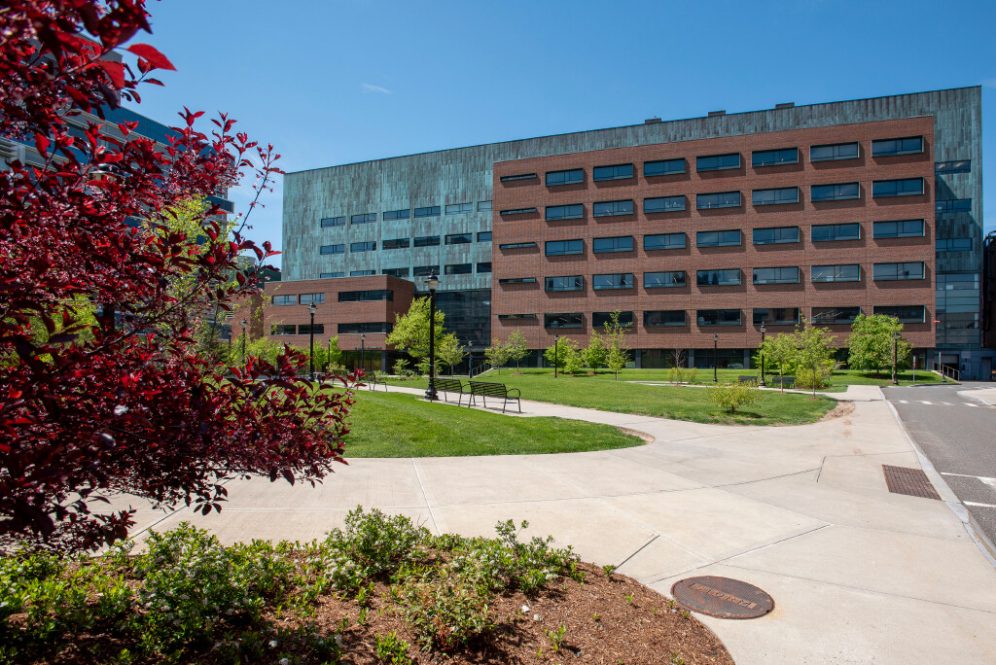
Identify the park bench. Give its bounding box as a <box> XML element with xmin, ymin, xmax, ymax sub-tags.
<box><xmin>769</xmin><ymin>375</ymin><xmax>796</xmax><ymax>389</ymax></box>
<box><xmin>432</xmin><ymin>377</ymin><xmax>469</xmax><ymax>405</ymax></box>
<box><xmin>737</xmin><ymin>375</ymin><xmax>760</xmax><ymax>385</ymax></box>
<box><xmin>468</xmin><ymin>380</ymin><xmax>522</xmax><ymax>413</ymax></box>
<box><xmin>365</xmin><ymin>371</ymin><xmax>388</xmax><ymax>391</ymax></box>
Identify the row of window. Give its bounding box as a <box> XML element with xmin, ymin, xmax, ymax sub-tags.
<box><xmin>500</xmin><ymin>137</ymin><xmax>928</xmax><ymax>188</ymax></box>
<box><xmin>499</xmin><ymin>262</ymin><xmax>926</xmax><ymax>292</ymax></box>
<box><xmin>271</xmin><ymin>292</ymin><xmax>326</xmax><ymax>306</ymax></box>
<box><xmin>500</xmin><ymin>178</ymin><xmax>925</xmax><ymax>220</ymax></box>
<box><xmin>319</xmin><ymin>201</ymin><xmax>493</xmax><ymax>228</ymax></box>
<box><xmin>503</xmin><ymin>304</ymin><xmax>927</xmax><ymax>330</ymax></box>
<box><xmin>270</xmin><ymin>321</ymin><xmax>395</xmax><ymax>336</ymax></box>
<box><xmin>320</xmin><ymin>231</ymin><xmax>492</xmax><ymax>255</ymax></box>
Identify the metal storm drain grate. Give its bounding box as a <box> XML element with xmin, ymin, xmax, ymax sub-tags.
<box><xmin>882</xmin><ymin>465</ymin><xmax>941</xmax><ymax>500</ymax></box>
<box><xmin>671</xmin><ymin>576</ymin><xmax>774</xmax><ymax>619</ymax></box>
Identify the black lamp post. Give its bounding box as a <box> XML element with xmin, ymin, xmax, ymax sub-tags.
<box><xmin>307</xmin><ymin>302</ymin><xmax>317</xmax><ymax>381</ymax></box>
<box><xmin>425</xmin><ymin>273</ymin><xmax>439</xmax><ymax>401</ymax></box>
<box><xmin>892</xmin><ymin>331</ymin><xmax>899</xmax><ymax>385</ymax></box>
<box><xmin>713</xmin><ymin>333</ymin><xmax>719</xmax><ymax>383</ymax></box>
<box><xmin>360</xmin><ymin>333</ymin><xmax>366</xmax><ymax>374</ymax></box>
<box><xmin>759</xmin><ymin>321</ymin><xmax>767</xmax><ymax>387</ymax></box>
<box><xmin>240</xmin><ymin>319</ymin><xmax>247</xmax><ymax>367</ymax></box>
<box><xmin>554</xmin><ymin>334</ymin><xmax>559</xmax><ymax>378</ymax></box>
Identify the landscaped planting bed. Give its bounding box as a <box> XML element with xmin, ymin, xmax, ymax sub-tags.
<box><xmin>0</xmin><ymin>508</ymin><xmax>732</xmax><ymax>665</ymax></box>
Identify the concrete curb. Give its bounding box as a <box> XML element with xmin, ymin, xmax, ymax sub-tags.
<box><xmin>882</xmin><ymin>394</ymin><xmax>996</xmax><ymax>567</ymax></box>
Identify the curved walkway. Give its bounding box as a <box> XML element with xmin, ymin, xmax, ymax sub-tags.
<box><xmin>121</xmin><ymin>384</ymin><xmax>996</xmax><ymax>664</ymax></box>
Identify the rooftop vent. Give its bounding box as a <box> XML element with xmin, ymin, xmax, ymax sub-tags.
<box><xmin>707</xmin><ymin>110</ymin><xmax>726</xmax><ymax>118</ymax></box>
<box><xmin>775</xmin><ymin>102</ymin><xmax>795</xmax><ymax>109</ymax></box>
<box><xmin>644</xmin><ymin>117</ymin><xmax>662</xmax><ymax>124</ymax></box>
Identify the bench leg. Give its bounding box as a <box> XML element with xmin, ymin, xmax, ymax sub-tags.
<box><xmin>501</xmin><ymin>397</ymin><xmax>507</xmax><ymax>413</ymax></box>
<box><xmin>515</xmin><ymin>397</ymin><xmax>521</xmax><ymax>413</ymax></box>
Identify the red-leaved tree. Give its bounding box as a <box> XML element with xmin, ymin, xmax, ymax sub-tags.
<box><xmin>0</xmin><ymin>0</ymin><xmax>356</xmax><ymax>550</ymax></box>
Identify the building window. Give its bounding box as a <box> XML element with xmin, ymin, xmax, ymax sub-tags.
<box><xmin>593</xmin><ymin>311</ymin><xmax>634</xmax><ymax>329</ymax></box>
<box><xmin>545</xmin><ymin>239</ymin><xmax>584</xmax><ymax>256</ymax></box>
<box><xmin>271</xmin><ymin>324</ymin><xmax>296</xmax><ymax>335</ymax></box>
<box><xmin>414</xmin><ymin>205</ymin><xmax>441</xmax><ymax>218</ymax></box>
<box><xmin>935</xmin><ymin>160</ymin><xmax>970</xmax><ymax>174</ymax></box>
<box><xmin>545</xmin><ymin>204</ymin><xmax>584</xmax><ymax>221</ymax></box>
<box><xmin>339</xmin><ymin>290</ymin><xmax>392</xmax><ymax>302</ymax></box>
<box><xmin>593</xmin><ymin>163</ymin><xmax>635</xmax><ymax>181</ymax></box>
<box><xmin>299</xmin><ymin>293</ymin><xmax>325</xmax><ymax>305</ymax></box>
<box><xmin>477</xmin><ymin>231</ymin><xmax>492</xmax><ymax>242</ymax></box>
<box><xmin>271</xmin><ymin>295</ymin><xmax>295</xmax><ymax>306</ymax></box>
<box><xmin>872</xmin><ymin>136</ymin><xmax>924</xmax><ymax>157</ymax></box>
<box><xmin>497</xmin><ymin>313</ymin><xmax>537</xmax><ymax>321</ymax></box>
<box><xmin>477</xmin><ymin>262</ymin><xmax>492</xmax><ymax>273</ymax></box>
<box><xmin>499</xmin><ymin>241</ymin><xmax>538</xmax><ymax>250</ymax></box>
<box><xmin>351</xmin><ymin>212</ymin><xmax>377</xmax><ymax>224</ymax></box>
<box><xmin>297</xmin><ymin>323</ymin><xmax>325</xmax><ymax>335</ymax></box>
<box><xmin>697</xmin><ymin>309</ymin><xmax>742</xmax><ymax>326</ymax></box>
<box><xmin>811</xmin><ymin>264</ymin><xmax>861</xmax><ymax>283</ymax></box>
<box><xmin>752</xmin><ymin>226</ymin><xmax>800</xmax><ymax>245</ymax></box>
<box><xmin>383</xmin><ymin>237</ymin><xmax>410</xmax><ymax>250</ymax></box>
<box><xmin>338</xmin><ymin>322</ymin><xmax>392</xmax><ymax>334</ymax></box>
<box><xmin>810</xmin><ymin>142</ymin><xmax>859</xmax><ymax>162</ymax></box>
<box><xmin>320</xmin><ymin>216</ymin><xmax>345</xmax><ymax>227</ymax></box>
<box><xmin>320</xmin><ymin>243</ymin><xmax>345</xmax><ymax>255</ymax></box>
<box><xmin>811</xmin><ymin>182</ymin><xmax>860</xmax><ymax>202</ymax></box>
<box><xmin>697</xmin><ymin>153</ymin><xmax>741</xmax><ymax>172</ymax></box>
<box><xmin>593</xmin><ymin>199</ymin><xmax>635</xmax><ymax>217</ymax></box>
<box><xmin>499</xmin><ymin>276</ymin><xmax>538</xmax><ymax>285</ymax></box>
<box><xmin>592</xmin><ymin>235</ymin><xmax>634</xmax><ymax>254</ymax></box>
<box><xmin>500</xmin><ymin>207</ymin><xmax>538</xmax><ymax>216</ymax></box>
<box><xmin>644</xmin><ymin>310</ymin><xmax>686</xmax><ymax>327</ymax></box>
<box><xmin>697</xmin><ymin>269</ymin><xmax>741</xmax><ymax>286</ymax></box>
<box><xmin>444</xmin><ymin>263</ymin><xmax>472</xmax><ymax>275</ymax></box>
<box><xmin>644</xmin><ymin>195</ymin><xmax>686</xmax><ymax>213</ymax></box>
<box><xmin>644</xmin><ymin>232</ymin><xmax>686</xmax><ymax>250</ymax></box>
<box><xmin>812</xmin><ymin>307</ymin><xmax>861</xmax><ymax>325</ymax></box>
<box><xmin>413</xmin><ymin>265</ymin><xmax>440</xmax><ymax>277</ymax></box>
<box><xmin>477</xmin><ymin>200</ymin><xmax>492</xmax><ymax>211</ymax></box>
<box><xmin>752</xmin><ymin>147</ymin><xmax>799</xmax><ymax>167</ymax></box>
<box><xmin>546</xmin><ymin>168</ymin><xmax>584</xmax><ymax>186</ymax></box>
<box><xmin>811</xmin><ymin>222</ymin><xmax>861</xmax><ymax>242</ymax></box>
<box><xmin>383</xmin><ymin>208</ymin><xmax>410</xmax><ymax>221</ymax></box>
<box><xmin>696</xmin><ymin>191</ymin><xmax>742</xmax><ymax>209</ymax></box>
<box><xmin>644</xmin><ymin>158</ymin><xmax>686</xmax><ymax>177</ymax></box>
<box><xmin>752</xmin><ymin>187</ymin><xmax>800</xmax><ymax>206</ymax></box>
<box><xmin>873</xmin><ymin>261</ymin><xmax>925</xmax><ymax>281</ymax></box>
<box><xmin>874</xmin><ymin>219</ymin><xmax>925</xmax><ymax>239</ymax></box>
<box><xmin>872</xmin><ymin>178</ymin><xmax>924</xmax><ymax>198</ymax></box>
<box><xmin>752</xmin><ymin>266</ymin><xmax>800</xmax><ymax>285</ymax></box>
<box><xmin>382</xmin><ymin>267</ymin><xmax>408</xmax><ymax>278</ymax></box>
<box><xmin>753</xmin><ymin>308</ymin><xmax>800</xmax><ymax>325</ymax></box>
<box><xmin>936</xmin><ymin>238</ymin><xmax>973</xmax><ymax>251</ymax></box>
<box><xmin>592</xmin><ymin>273</ymin><xmax>634</xmax><ymax>290</ymax></box>
<box><xmin>545</xmin><ymin>275</ymin><xmax>585</xmax><ymax>292</ymax></box>
<box><xmin>696</xmin><ymin>229</ymin><xmax>742</xmax><ymax>247</ymax></box>
<box><xmin>644</xmin><ymin>270</ymin><xmax>686</xmax><ymax>288</ymax></box>
<box><xmin>445</xmin><ymin>232</ymin><xmax>473</xmax><ymax>245</ymax></box>
<box><xmin>544</xmin><ymin>312</ymin><xmax>583</xmax><ymax>329</ymax></box>
<box><xmin>349</xmin><ymin>269</ymin><xmax>375</xmax><ymax>276</ymax></box>
<box><xmin>350</xmin><ymin>241</ymin><xmax>376</xmax><ymax>252</ymax></box>
<box><xmin>499</xmin><ymin>173</ymin><xmax>538</xmax><ymax>183</ymax></box>
<box><xmin>413</xmin><ymin>235</ymin><xmax>440</xmax><ymax>247</ymax></box>
<box><xmin>936</xmin><ymin>198</ymin><xmax>971</xmax><ymax>213</ymax></box>
<box><xmin>320</xmin><ymin>272</ymin><xmax>345</xmax><ymax>278</ymax></box>
<box><xmin>445</xmin><ymin>202</ymin><xmax>474</xmax><ymax>215</ymax></box>
<box><xmin>873</xmin><ymin>305</ymin><xmax>926</xmax><ymax>323</ymax></box>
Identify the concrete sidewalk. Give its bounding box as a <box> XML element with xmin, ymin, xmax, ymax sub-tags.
<box><xmin>119</xmin><ymin>383</ymin><xmax>996</xmax><ymax>665</ymax></box>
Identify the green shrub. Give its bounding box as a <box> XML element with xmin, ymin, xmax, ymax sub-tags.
<box><xmin>710</xmin><ymin>381</ymin><xmax>760</xmax><ymax>413</ymax></box>
<box><xmin>795</xmin><ymin>361</ymin><xmax>835</xmax><ymax>390</ymax></box>
<box><xmin>399</xmin><ymin>570</ymin><xmax>494</xmax><ymax>651</ymax></box>
<box><xmin>375</xmin><ymin>631</ymin><xmax>414</xmax><ymax>664</ymax></box>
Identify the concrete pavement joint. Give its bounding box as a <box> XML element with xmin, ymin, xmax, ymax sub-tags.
<box><xmin>614</xmin><ymin>533</ymin><xmax>661</xmax><ymax>570</ymax></box>
<box><xmin>410</xmin><ymin>460</ymin><xmax>440</xmax><ymax>535</ymax></box>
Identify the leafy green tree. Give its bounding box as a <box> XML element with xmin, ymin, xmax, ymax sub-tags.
<box><xmin>794</xmin><ymin>321</ymin><xmax>837</xmax><ymax>396</ymax></box>
<box><xmin>848</xmin><ymin>314</ymin><xmax>911</xmax><ymax>377</ymax></box>
<box><xmin>436</xmin><ymin>333</ymin><xmax>466</xmax><ymax>374</ymax></box>
<box><xmin>562</xmin><ymin>343</ymin><xmax>584</xmax><ymax>375</ymax></box>
<box><xmin>602</xmin><ymin>311</ymin><xmax>631</xmax><ymax>380</ymax></box>
<box><xmin>385</xmin><ymin>297</ymin><xmax>449</xmax><ymax>366</ymax></box>
<box><xmin>484</xmin><ymin>339</ymin><xmax>511</xmax><ymax>374</ymax></box>
<box><xmin>326</xmin><ymin>336</ymin><xmax>343</xmax><ymax>371</ymax></box>
<box><xmin>711</xmin><ymin>381</ymin><xmax>760</xmax><ymax>413</ymax></box>
<box><xmin>758</xmin><ymin>333</ymin><xmax>799</xmax><ymax>392</ymax></box>
<box><xmin>505</xmin><ymin>330</ymin><xmax>529</xmax><ymax>370</ymax></box>
<box><xmin>543</xmin><ymin>337</ymin><xmax>580</xmax><ymax>374</ymax></box>
<box><xmin>582</xmin><ymin>333</ymin><xmax>608</xmax><ymax>370</ymax></box>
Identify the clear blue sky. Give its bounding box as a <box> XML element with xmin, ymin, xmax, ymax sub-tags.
<box><xmin>132</xmin><ymin>0</ymin><xmax>996</xmax><ymax>267</ymax></box>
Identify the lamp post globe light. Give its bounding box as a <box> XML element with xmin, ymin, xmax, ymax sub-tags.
<box><xmin>425</xmin><ymin>273</ymin><xmax>439</xmax><ymax>401</ymax></box>
<box><xmin>713</xmin><ymin>333</ymin><xmax>719</xmax><ymax>383</ymax></box>
<box><xmin>759</xmin><ymin>321</ymin><xmax>767</xmax><ymax>387</ymax></box>
<box><xmin>307</xmin><ymin>302</ymin><xmax>317</xmax><ymax>381</ymax></box>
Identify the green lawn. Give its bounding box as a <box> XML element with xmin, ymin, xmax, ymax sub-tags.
<box><xmin>383</xmin><ymin>369</ymin><xmax>837</xmax><ymax>426</ymax></box>
<box><xmin>343</xmin><ymin>390</ymin><xmax>643</xmax><ymax>457</ymax></box>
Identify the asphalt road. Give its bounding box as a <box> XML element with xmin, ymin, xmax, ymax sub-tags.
<box><xmin>885</xmin><ymin>382</ymin><xmax>996</xmax><ymax>552</ymax></box>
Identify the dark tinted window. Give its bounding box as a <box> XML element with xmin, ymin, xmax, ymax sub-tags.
<box><xmin>810</xmin><ymin>142</ymin><xmax>859</xmax><ymax>162</ymax></box>
<box><xmin>445</xmin><ymin>233</ymin><xmax>473</xmax><ymax>244</ymax></box>
<box><xmin>873</xmin><ymin>305</ymin><xmax>926</xmax><ymax>323</ymax></box>
<box><xmin>544</xmin><ymin>312</ymin><xmax>583</xmax><ymax>329</ymax></box>
<box><xmin>320</xmin><ymin>243</ymin><xmax>345</xmax><ymax>254</ymax></box>
<box><xmin>299</xmin><ymin>293</ymin><xmax>325</xmax><ymax>305</ymax></box>
<box><xmin>593</xmin><ymin>163</ymin><xmax>634</xmax><ymax>181</ymax></box>
<box><xmin>753</xmin><ymin>308</ymin><xmax>800</xmax><ymax>325</ymax></box>
<box><xmin>500</xmin><ymin>207</ymin><xmax>538</xmax><ymax>216</ymax></box>
<box><xmin>936</xmin><ymin>238</ymin><xmax>973</xmax><ymax>251</ymax></box>
<box><xmin>413</xmin><ymin>235</ymin><xmax>440</xmax><ymax>247</ymax></box>
<box><xmin>752</xmin><ymin>147</ymin><xmax>799</xmax><ymax>167</ymax></box>
<box><xmin>444</xmin><ymin>202</ymin><xmax>473</xmax><ymax>215</ymax></box>
<box><xmin>414</xmin><ymin>205</ymin><xmax>441</xmax><ymax>217</ymax></box>
<box><xmin>271</xmin><ymin>295</ymin><xmax>295</xmax><ymax>305</ymax></box>
<box><xmin>752</xmin><ymin>187</ymin><xmax>800</xmax><ymax>206</ymax></box>
<box><xmin>477</xmin><ymin>200</ymin><xmax>492</xmax><ymax>211</ymax></box>
<box><xmin>593</xmin><ymin>311</ymin><xmax>634</xmax><ymax>328</ymax></box>
<box><xmin>477</xmin><ymin>231</ymin><xmax>492</xmax><ymax>242</ymax></box>
<box><xmin>697</xmin><ymin>153</ymin><xmax>741</xmax><ymax>171</ymax></box>
<box><xmin>811</xmin><ymin>182</ymin><xmax>860</xmax><ymax>201</ymax></box>
<box><xmin>696</xmin><ymin>191</ymin><xmax>742</xmax><ymax>209</ymax></box>
<box><xmin>444</xmin><ymin>263</ymin><xmax>472</xmax><ymax>275</ymax></box>
<box><xmin>545</xmin><ymin>239</ymin><xmax>583</xmax><ymax>256</ymax></box>
<box><xmin>500</xmin><ymin>173</ymin><xmax>538</xmax><ymax>183</ymax></box>
<box><xmin>339</xmin><ymin>289</ymin><xmax>393</xmax><ymax>302</ymax></box>
<box><xmin>644</xmin><ymin>158</ymin><xmax>686</xmax><ymax>176</ymax></box>
<box><xmin>349</xmin><ymin>270</ymin><xmax>375</xmax><ymax>276</ymax></box>
<box><xmin>936</xmin><ymin>198</ymin><xmax>971</xmax><ymax>213</ymax></box>
<box><xmin>498</xmin><ymin>277</ymin><xmax>537</xmax><ymax>285</ymax></box>
<box><xmin>350</xmin><ymin>241</ymin><xmax>376</xmax><ymax>252</ymax></box>
<box><xmin>811</xmin><ymin>264</ymin><xmax>861</xmax><ymax>282</ymax></box>
<box><xmin>752</xmin><ymin>226</ymin><xmax>800</xmax><ymax>245</ymax></box>
<box><xmin>383</xmin><ymin>208</ymin><xmax>410</xmax><ymax>221</ymax></box>
<box><xmin>499</xmin><ymin>241</ymin><xmax>538</xmax><ymax>250</ymax></box>
<box><xmin>644</xmin><ymin>195</ymin><xmax>686</xmax><ymax>213</ymax></box>
<box><xmin>413</xmin><ymin>265</ymin><xmax>440</xmax><ymax>277</ymax></box>
<box><xmin>545</xmin><ymin>275</ymin><xmax>584</xmax><ymax>292</ymax></box>
<box><xmin>752</xmin><ymin>266</ymin><xmax>800</xmax><ymax>284</ymax></box>
<box><xmin>592</xmin><ymin>273</ymin><xmax>634</xmax><ymax>290</ymax></box>
<box><xmin>593</xmin><ymin>200</ymin><xmax>635</xmax><ymax>217</ymax></box>
<box><xmin>872</xmin><ymin>136</ymin><xmax>923</xmax><ymax>157</ymax></box>
<box><xmin>545</xmin><ymin>204</ymin><xmax>584</xmax><ymax>221</ymax></box>
<box><xmin>644</xmin><ymin>270</ymin><xmax>686</xmax><ymax>288</ymax></box>
<box><xmin>873</xmin><ymin>262</ymin><xmax>925</xmax><ymax>281</ymax></box>
<box><xmin>497</xmin><ymin>313</ymin><xmax>537</xmax><ymax>321</ymax></box>
<box><xmin>644</xmin><ymin>233</ymin><xmax>686</xmax><ymax>250</ymax></box>
<box><xmin>351</xmin><ymin>212</ymin><xmax>377</xmax><ymax>224</ymax></box>
<box><xmin>383</xmin><ymin>237</ymin><xmax>410</xmax><ymax>249</ymax></box>
<box><xmin>697</xmin><ymin>269</ymin><xmax>741</xmax><ymax>286</ymax></box>
<box><xmin>697</xmin><ymin>230</ymin><xmax>742</xmax><ymax>247</ymax></box>
<box><xmin>644</xmin><ymin>310</ymin><xmax>686</xmax><ymax>327</ymax></box>
<box><xmin>321</xmin><ymin>216</ymin><xmax>345</xmax><ymax>227</ymax></box>
<box><xmin>297</xmin><ymin>324</ymin><xmax>325</xmax><ymax>335</ymax></box>
<box><xmin>872</xmin><ymin>178</ymin><xmax>924</xmax><ymax>198</ymax></box>
<box><xmin>812</xmin><ymin>307</ymin><xmax>861</xmax><ymax>325</ymax></box>
<box><xmin>811</xmin><ymin>223</ymin><xmax>861</xmax><ymax>242</ymax></box>
<box><xmin>935</xmin><ymin>160</ymin><xmax>970</xmax><ymax>174</ymax></box>
<box><xmin>592</xmin><ymin>236</ymin><xmax>634</xmax><ymax>253</ymax></box>
<box><xmin>697</xmin><ymin>309</ymin><xmax>742</xmax><ymax>326</ymax></box>
<box><xmin>271</xmin><ymin>324</ymin><xmax>296</xmax><ymax>335</ymax></box>
<box><xmin>873</xmin><ymin>219</ymin><xmax>925</xmax><ymax>238</ymax></box>
<box><xmin>476</xmin><ymin>262</ymin><xmax>492</xmax><ymax>273</ymax></box>
<box><xmin>320</xmin><ymin>272</ymin><xmax>345</xmax><ymax>278</ymax></box>
<box><xmin>382</xmin><ymin>267</ymin><xmax>409</xmax><ymax>278</ymax></box>
<box><xmin>545</xmin><ymin>168</ymin><xmax>584</xmax><ymax>186</ymax></box>
<box><xmin>338</xmin><ymin>322</ymin><xmax>392</xmax><ymax>334</ymax></box>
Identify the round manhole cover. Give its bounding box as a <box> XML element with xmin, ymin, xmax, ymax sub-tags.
<box><xmin>671</xmin><ymin>576</ymin><xmax>774</xmax><ymax>619</ymax></box>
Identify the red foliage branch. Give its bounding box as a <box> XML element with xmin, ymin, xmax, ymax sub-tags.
<box><xmin>0</xmin><ymin>1</ymin><xmax>355</xmax><ymax>550</ymax></box>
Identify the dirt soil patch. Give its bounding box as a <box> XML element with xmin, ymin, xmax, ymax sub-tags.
<box><xmin>821</xmin><ymin>400</ymin><xmax>855</xmax><ymax>421</ymax></box>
